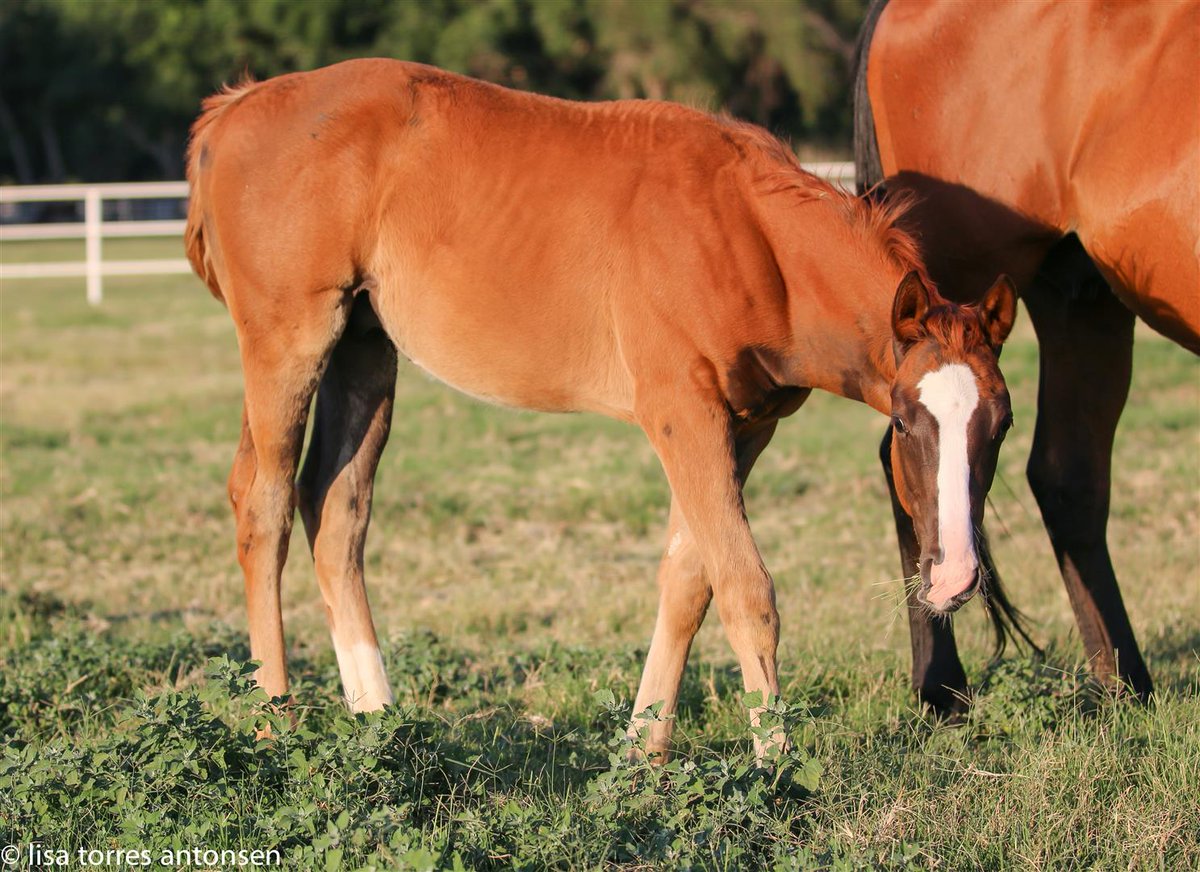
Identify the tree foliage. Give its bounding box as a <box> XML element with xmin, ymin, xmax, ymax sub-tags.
<box><xmin>0</xmin><ymin>0</ymin><xmax>866</xmax><ymax>184</ymax></box>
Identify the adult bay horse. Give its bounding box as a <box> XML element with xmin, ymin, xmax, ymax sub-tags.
<box><xmin>856</xmin><ymin>0</ymin><xmax>1199</xmax><ymax>714</ymax></box>
<box><xmin>186</xmin><ymin>59</ymin><xmax>1018</xmax><ymax>759</ymax></box>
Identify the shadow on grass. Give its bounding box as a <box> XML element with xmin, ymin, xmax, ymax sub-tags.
<box><xmin>286</xmin><ymin>631</ymin><xmax>635</xmax><ymax>795</ymax></box>
<box><xmin>1144</xmin><ymin>627</ymin><xmax>1200</xmax><ymax>696</ymax></box>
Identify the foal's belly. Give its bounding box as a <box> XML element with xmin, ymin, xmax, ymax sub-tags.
<box><xmin>366</xmin><ymin>272</ymin><xmax>636</xmax><ymax>420</ymax></box>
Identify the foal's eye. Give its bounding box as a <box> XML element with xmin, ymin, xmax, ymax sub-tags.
<box><xmin>995</xmin><ymin>414</ymin><xmax>1014</xmax><ymax>440</ymax></box>
<box><xmin>892</xmin><ymin>416</ymin><xmax>909</xmax><ymax>435</ymax></box>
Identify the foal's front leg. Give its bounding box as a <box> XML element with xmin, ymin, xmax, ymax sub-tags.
<box><xmin>629</xmin><ymin>421</ymin><xmax>779</xmax><ymax>761</ymax></box>
<box><xmin>635</xmin><ymin>395</ymin><xmax>784</xmax><ymax>762</ymax></box>
<box><xmin>627</xmin><ymin>500</ymin><xmax>711</xmax><ymax>761</ymax></box>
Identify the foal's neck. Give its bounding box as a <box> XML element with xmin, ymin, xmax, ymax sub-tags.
<box><xmin>755</xmin><ymin>193</ymin><xmax>901</xmax><ymax>415</ymax></box>
<box><xmin>785</xmin><ymin>297</ymin><xmax>897</xmax><ymax>415</ymax></box>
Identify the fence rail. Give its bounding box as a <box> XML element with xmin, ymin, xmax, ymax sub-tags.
<box><xmin>0</xmin><ymin>163</ymin><xmax>855</xmax><ymax>305</ymax></box>
<box><xmin>0</xmin><ymin>181</ymin><xmax>191</xmax><ymax>304</ymax></box>
<box><xmin>2</xmin><ymin>219</ymin><xmax>186</xmax><ymax>241</ymax></box>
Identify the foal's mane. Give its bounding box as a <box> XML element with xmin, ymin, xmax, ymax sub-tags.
<box><xmin>918</xmin><ymin>304</ymin><xmax>991</xmax><ymax>355</ymax></box>
<box><xmin>717</xmin><ymin>115</ymin><xmax>928</xmax><ymax>283</ymax></box>
<box><xmin>719</xmin><ymin>118</ymin><xmax>1006</xmax><ymax>356</ymax></box>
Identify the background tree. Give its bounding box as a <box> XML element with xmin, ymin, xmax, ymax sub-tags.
<box><xmin>0</xmin><ymin>0</ymin><xmax>867</xmax><ymax>184</ymax></box>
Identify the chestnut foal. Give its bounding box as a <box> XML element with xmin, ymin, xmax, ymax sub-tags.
<box><xmin>186</xmin><ymin>60</ymin><xmax>1016</xmax><ymax>759</ymax></box>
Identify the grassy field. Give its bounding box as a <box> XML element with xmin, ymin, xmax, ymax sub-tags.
<box><xmin>2</xmin><ymin>246</ymin><xmax>1198</xmax><ymax>869</ymax></box>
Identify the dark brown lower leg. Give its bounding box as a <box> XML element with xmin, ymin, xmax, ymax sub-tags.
<box><xmin>297</xmin><ymin>303</ymin><xmax>398</xmax><ymax>711</ymax></box>
<box><xmin>1023</xmin><ymin>266</ymin><xmax>1152</xmax><ymax>699</ymax></box>
<box><xmin>879</xmin><ymin>428</ymin><xmax>970</xmax><ymax>715</ymax></box>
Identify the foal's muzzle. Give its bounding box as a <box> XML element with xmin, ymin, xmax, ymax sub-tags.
<box><xmin>916</xmin><ymin>555</ymin><xmax>980</xmax><ymax>613</ymax></box>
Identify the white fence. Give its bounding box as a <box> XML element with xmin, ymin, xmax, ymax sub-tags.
<box><xmin>0</xmin><ymin>162</ymin><xmax>855</xmax><ymax>305</ymax></box>
<box><xmin>803</xmin><ymin>162</ymin><xmax>855</xmax><ymax>188</ymax></box>
<box><xmin>0</xmin><ymin>181</ymin><xmax>190</xmax><ymax>305</ymax></box>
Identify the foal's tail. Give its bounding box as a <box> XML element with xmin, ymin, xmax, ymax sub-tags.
<box><xmin>853</xmin><ymin>0</ymin><xmax>890</xmax><ymax>197</ymax></box>
<box><xmin>184</xmin><ymin>77</ymin><xmax>263</xmax><ymax>304</ymax></box>
<box><xmin>978</xmin><ymin>526</ymin><xmax>1040</xmax><ymax>659</ymax></box>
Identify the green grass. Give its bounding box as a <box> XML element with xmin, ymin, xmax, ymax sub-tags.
<box><xmin>1</xmin><ymin>236</ymin><xmax>186</xmax><ymax>264</ymax></box>
<box><xmin>2</xmin><ymin>256</ymin><xmax>1198</xmax><ymax>869</ymax></box>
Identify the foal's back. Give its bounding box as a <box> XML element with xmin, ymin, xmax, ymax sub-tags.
<box><xmin>188</xmin><ymin>59</ymin><xmax>791</xmax><ymax>418</ymax></box>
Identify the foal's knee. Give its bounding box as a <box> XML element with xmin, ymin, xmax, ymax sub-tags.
<box><xmin>655</xmin><ymin>539</ymin><xmax>710</xmax><ymax>636</ymax></box>
<box><xmin>715</xmin><ymin>569</ymin><xmax>779</xmax><ymax>642</ymax></box>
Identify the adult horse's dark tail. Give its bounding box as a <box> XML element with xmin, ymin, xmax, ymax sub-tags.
<box><xmin>853</xmin><ymin>0</ymin><xmax>890</xmax><ymax>198</ymax></box>
<box><xmin>855</xmin><ymin>0</ymin><xmax>1038</xmax><ymax>659</ymax></box>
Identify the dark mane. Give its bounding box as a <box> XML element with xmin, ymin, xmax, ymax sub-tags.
<box><xmin>853</xmin><ymin>0</ymin><xmax>891</xmax><ymax>195</ymax></box>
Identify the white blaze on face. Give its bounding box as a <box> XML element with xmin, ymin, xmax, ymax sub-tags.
<box><xmin>917</xmin><ymin>363</ymin><xmax>980</xmax><ymax>606</ymax></box>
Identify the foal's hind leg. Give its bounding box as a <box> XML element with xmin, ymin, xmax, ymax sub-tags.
<box><xmin>297</xmin><ymin>303</ymin><xmax>397</xmax><ymax>712</ymax></box>
<box><xmin>878</xmin><ymin>428</ymin><xmax>971</xmax><ymax>717</ymax></box>
<box><xmin>628</xmin><ymin>420</ymin><xmax>777</xmax><ymax>761</ymax></box>
<box><xmin>638</xmin><ymin>393</ymin><xmax>784</xmax><ymax>761</ymax></box>
<box><xmin>1023</xmin><ymin>275</ymin><xmax>1152</xmax><ymax>700</ymax></box>
<box><xmin>227</xmin><ymin>290</ymin><xmax>349</xmax><ymax>701</ymax></box>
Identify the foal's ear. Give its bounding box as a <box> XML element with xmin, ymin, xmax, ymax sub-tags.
<box><xmin>891</xmin><ymin>271</ymin><xmax>932</xmax><ymax>348</ymax></box>
<box><xmin>975</xmin><ymin>274</ymin><xmax>1017</xmax><ymax>349</ymax></box>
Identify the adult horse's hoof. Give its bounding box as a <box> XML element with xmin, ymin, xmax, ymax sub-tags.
<box><xmin>917</xmin><ymin>683</ymin><xmax>971</xmax><ymax>723</ymax></box>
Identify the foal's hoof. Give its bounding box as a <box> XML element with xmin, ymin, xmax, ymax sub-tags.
<box><xmin>254</xmin><ymin>695</ymin><xmax>299</xmax><ymax>742</ymax></box>
<box><xmin>625</xmin><ymin>744</ymin><xmax>670</xmax><ymax>767</ymax></box>
<box><xmin>752</xmin><ymin>726</ymin><xmax>792</xmax><ymax>765</ymax></box>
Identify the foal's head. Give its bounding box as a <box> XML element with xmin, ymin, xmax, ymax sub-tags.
<box><xmin>887</xmin><ymin>272</ymin><xmax>1017</xmax><ymax>613</ymax></box>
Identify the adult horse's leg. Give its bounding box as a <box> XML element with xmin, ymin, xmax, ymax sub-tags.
<box><xmin>297</xmin><ymin>298</ymin><xmax>397</xmax><ymax>712</ymax></box>
<box><xmin>637</xmin><ymin>394</ymin><xmax>784</xmax><ymax>760</ymax></box>
<box><xmin>629</xmin><ymin>420</ymin><xmax>778</xmax><ymax>761</ymax></box>
<box><xmin>227</xmin><ymin>289</ymin><xmax>349</xmax><ymax>702</ymax></box>
<box><xmin>878</xmin><ymin>428</ymin><xmax>970</xmax><ymax>716</ymax></box>
<box><xmin>1023</xmin><ymin>275</ymin><xmax>1153</xmax><ymax>700</ymax></box>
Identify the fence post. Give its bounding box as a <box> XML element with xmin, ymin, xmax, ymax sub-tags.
<box><xmin>84</xmin><ymin>187</ymin><xmax>102</xmax><ymax>305</ymax></box>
